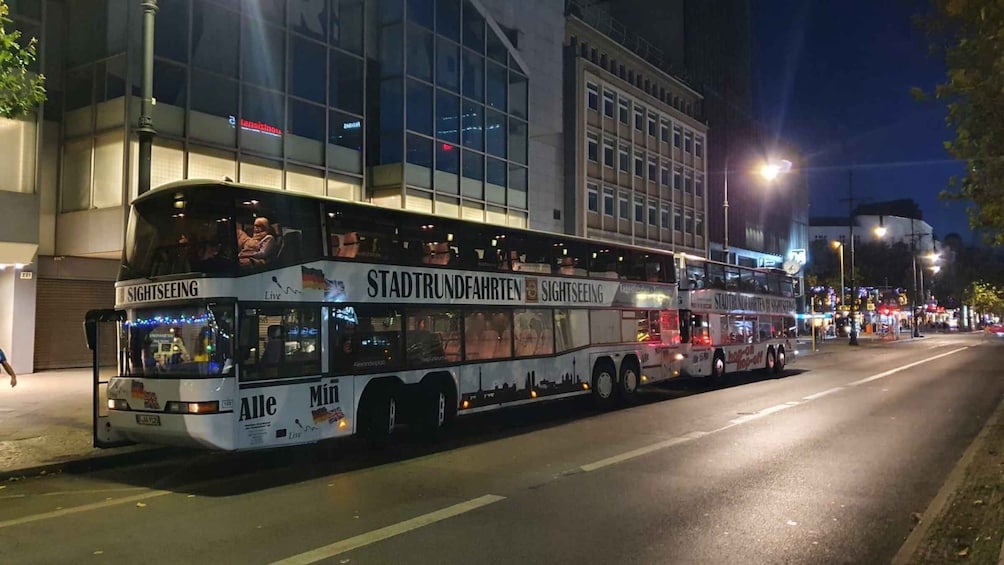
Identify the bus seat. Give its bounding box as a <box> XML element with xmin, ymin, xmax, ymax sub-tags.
<box><xmin>479</xmin><ymin>330</ymin><xmax>499</xmax><ymax>360</ymax></box>
<box><xmin>494</xmin><ymin>330</ymin><xmax>512</xmax><ymax>358</ymax></box>
<box><xmin>337</xmin><ymin>232</ymin><xmax>359</xmax><ymax>258</ymax></box>
<box><xmin>536</xmin><ymin>329</ymin><xmax>554</xmax><ymax>355</ymax></box>
<box><xmin>276</xmin><ymin>230</ymin><xmax>301</xmax><ymax>263</ymax></box>
<box><xmin>262</xmin><ymin>325</ymin><xmax>285</xmax><ymax>364</ymax></box>
<box><xmin>516</xmin><ymin>329</ymin><xmax>537</xmax><ymax>356</ymax></box>
<box><xmin>443</xmin><ymin>332</ymin><xmax>462</xmax><ymax>362</ymax></box>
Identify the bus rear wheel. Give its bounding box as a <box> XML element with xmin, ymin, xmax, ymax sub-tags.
<box><xmin>764</xmin><ymin>347</ymin><xmax>776</xmax><ymax>374</ymax></box>
<box><xmin>418</xmin><ymin>378</ymin><xmax>455</xmax><ymax>440</ymax></box>
<box><xmin>359</xmin><ymin>386</ymin><xmax>397</xmax><ymax>446</ymax></box>
<box><xmin>617</xmin><ymin>359</ymin><xmax>640</xmax><ymax>403</ymax></box>
<box><xmin>591</xmin><ymin>360</ymin><xmax>616</xmax><ymax>406</ymax></box>
<box><xmin>710</xmin><ymin>350</ymin><xmax>726</xmax><ymax>384</ymax></box>
<box><xmin>773</xmin><ymin>347</ymin><xmax>786</xmax><ymax>374</ymax></box>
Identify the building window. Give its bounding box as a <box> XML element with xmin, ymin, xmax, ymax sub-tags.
<box><xmin>695</xmin><ymin>174</ymin><xmax>704</xmax><ymax>197</ymax></box>
<box><xmin>587</xmin><ymin>82</ymin><xmax>598</xmax><ymax>111</ymax></box>
<box><xmin>619</xmin><ymin>191</ymin><xmax>629</xmax><ymax>219</ymax></box>
<box><xmin>673</xmin><ymin>166</ymin><xmax>682</xmax><ymax>190</ymax></box>
<box><xmin>673</xmin><ymin>126</ymin><xmax>681</xmax><ymax>148</ymax></box>
<box><xmin>603</xmin><ymin>187</ymin><xmax>615</xmax><ymax>216</ymax></box>
<box><xmin>685</xmin><ymin>209</ymin><xmax>694</xmax><ymax>233</ymax></box>
<box><xmin>587</xmin><ymin>183</ymin><xmax>599</xmax><ymax>212</ymax></box>
<box><xmin>661</xmin><ymin>204</ymin><xmax>670</xmax><ymax>228</ymax></box>
<box><xmin>647</xmin><ymin>156</ymin><xmax>657</xmax><ymax>182</ymax></box>
<box><xmin>674</xmin><ymin>206</ymin><xmax>682</xmax><ymax>231</ymax></box>
<box><xmin>587</xmin><ymin>133</ymin><xmax>598</xmax><ymax>162</ymax></box>
<box><xmin>684</xmin><ymin>172</ymin><xmax>693</xmax><ymax>194</ymax></box>
<box><xmin>618</xmin><ymin>98</ymin><xmax>629</xmax><ymax>124</ymax></box>
<box><xmin>648</xmin><ymin>201</ymin><xmax>657</xmax><ymax>226</ymax></box>
<box><xmin>695</xmin><ymin>135</ymin><xmax>704</xmax><ymax>158</ymax></box>
<box><xmin>602</xmin><ymin>90</ymin><xmax>615</xmax><ymax>118</ymax></box>
<box><xmin>684</xmin><ymin>131</ymin><xmax>693</xmax><ymax>154</ymax></box>
<box><xmin>696</xmin><ymin>212</ymin><xmax>705</xmax><ymax>236</ymax></box>
<box><xmin>634</xmin><ymin>195</ymin><xmax>644</xmax><ymax>222</ymax></box>
<box><xmin>634</xmin><ymin>106</ymin><xmax>644</xmax><ymax>130</ymax></box>
<box><xmin>618</xmin><ymin>147</ymin><xmax>630</xmax><ymax>172</ymax></box>
<box><xmin>660</xmin><ymin>164</ymin><xmax>670</xmax><ymax>186</ymax></box>
<box><xmin>660</xmin><ymin>119</ymin><xmax>669</xmax><ymax>143</ymax></box>
<box><xmin>633</xmin><ymin>153</ymin><xmax>643</xmax><ymax>177</ymax></box>
<box><xmin>647</xmin><ymin>114</ymin><xmax>656</xmax><ymax>137</ymax></box>
<box><xmin>603</xmin><ymin>139</ymin><xmax>615</xmax><ymax>167</ymax></box>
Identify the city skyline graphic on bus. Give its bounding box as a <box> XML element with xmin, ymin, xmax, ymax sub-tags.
<box><xmin>461</xmin><ymin>356</ymin><xmax>584</xmax><ymax>408</ymax></box>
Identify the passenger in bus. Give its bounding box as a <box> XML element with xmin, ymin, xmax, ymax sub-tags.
<box><xmin>238</xmin><ymin>217</ymin><xmax>278</xmax><ymax>267</ymax></box>
<box><xmin>236</xmin><ymin>226</ymin><xmax>250</xmax><ymax>249</ymax></box>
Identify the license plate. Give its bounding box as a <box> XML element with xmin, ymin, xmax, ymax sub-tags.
<box><xmin>136</xmin><ymin>414</ymin><xmax>161</xmax><ymax>426</ymax></box>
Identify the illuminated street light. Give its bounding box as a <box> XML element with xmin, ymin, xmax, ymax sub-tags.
<box><xmin>831</xmin><ymin>241</ymin><xmax>845</xmax><ymax>311</ymax></box>
<box><xmin>874</xmin><ymin>225</ymin><xmax>887</xmax><ymax>238</ymax></box>
<box><xmin>930</xmin><ymin>265</ymin><xmax>941</xmax><ymax>274</ymax></box>
<box><xmin>724</xmin><ymin>158</ymin><xmax>791</xmax><ymax>262</ymax></box>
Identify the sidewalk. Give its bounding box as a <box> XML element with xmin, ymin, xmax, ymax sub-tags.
<box><xmin>0</xmin><ymin>368</ymin><xmax>157</xmax><ymax>478</ymax></box>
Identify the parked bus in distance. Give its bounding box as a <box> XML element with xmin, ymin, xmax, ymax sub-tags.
<box><xmin>675</xmin><ymin>255</ymin><xmax>798</xmax><ymax>380</ymax></box>
<box><xmin>93</xmin><ymin>180</ymin><xmax>693</xmax><ymax>450</ymax></box>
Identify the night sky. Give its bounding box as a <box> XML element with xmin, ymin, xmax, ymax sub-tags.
<box><xmin>751</xmin><ymin>0</ymin><xmax>973</xmax><ymax>242</ymax></box>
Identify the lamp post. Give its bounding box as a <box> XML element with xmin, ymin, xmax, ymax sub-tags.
<box><xmin>847</xmin><ymin>169</ymin><xmax>859</xmax><ymax>346</ymax></box>
<box><xmin>137</xmin><ymin>0</ymin><xmax>159</xmax><ymax>195</ymax></box>
<box><xmin>831</xmin><ymin>241</ymin><xmax>845</xmax><ymax>317</ymax></box>
<box><xmin>722</xmin><ymin>158</ymin><xmax>791</xmax><ymax>264</ymax></box>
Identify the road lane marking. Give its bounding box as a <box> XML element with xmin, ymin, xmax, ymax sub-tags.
<box><xmin>803</xmin><ymin>387</ymin><xmax>844</xmax><ymax>401</ymax></box>
<box><xmin>580</xmin><ymin>433</ymin><xmax>705</xmax><ymax>472</ymax></box>
<box><xmin>847</xmin><ymin>347</ymin><xmax>969</xmax><ymax>386</ymax></box>
<box><xmin>729</xmin><ymin>402</ymin><xmax>797</xmax><ymax>425</ymax></box>
<box><xmin>270</xmin><ymin>494</ymin><xmax>506</xmax><ymax>565</ymax></box>
<box><xmin>0</xmin><ymin>490</ymin><xmax>173</xmax><ymax>530</ymax></box>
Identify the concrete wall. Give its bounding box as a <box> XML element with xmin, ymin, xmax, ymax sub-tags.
<box><xmin>0</xmin><ymin>267</ymin><xmax>37</xmax><ymax>375</ymax></box>
<box><xmin>478</xmin><ymin>0</ymin><xmax>566</xmax><ymax>234</ymax></box>
<box><xmin>55</xmin><ymin>207</ymin><xmax>124</xmax><ymax>258</ymax></box>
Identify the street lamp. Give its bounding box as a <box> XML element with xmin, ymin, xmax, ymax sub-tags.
<box><xmin>723</xmin><ymin>158</ymin><xmax>791</xmax><ymax>263</ymax></box>
<box><xmin>831</xmin><ymin>241</ymin><xmax>845</xmax><ymax>315</ymax></box>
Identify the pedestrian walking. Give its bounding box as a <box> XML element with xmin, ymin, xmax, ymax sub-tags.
<box><xmin>0</xmin><ymin>347</ymin><xmax>16</xmax><ymax>387</ymax></box>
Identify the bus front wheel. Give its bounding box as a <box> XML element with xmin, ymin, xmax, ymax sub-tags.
<box><xmin>418</xmin><ymin>377</ymin><xmax>455</xmax><ymax>439</ymax></box>
<box><xmin>764</xmin><ymin>347</ymin><xmax>776</xmax><ymax>374</ymax></box>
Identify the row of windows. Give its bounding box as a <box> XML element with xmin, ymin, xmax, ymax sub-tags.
<box><xmin>586</xmin><ymin>134</ymin><xmax>704</xmax><ymax>195</ymax></box>
<box><xmin>586</xmin><ymin>82</ymin><xmax>704</xmax><ymax>157</ymax></box>
<box><xmin>239</xmin><ymin>304</ymin><xmax>683</xmax><ymax>380</ymax></box>
<box><xmin>571</xmin><ymin>35</ymin><xmax>700</xmax><ymax>120</ymax></box>
<box><xmin>685</xmin><ymin>262</ymin><xmax>795</xmax><ymax>298</ymax></box>
<box><xmin>586</xmin><ymin>185</ymin><xmax>705</xmax><ymax>233</ymax></box>
<box><xmin>129</xmin><ymin>184</ymin><xmax>681</xmax><ymax>283</ymax></box>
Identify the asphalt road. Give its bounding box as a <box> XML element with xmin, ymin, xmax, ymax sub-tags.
<box><xmin>1</xmin><ymin>333</ymin><xmax>1000</xmax><ymax>565</ymax></box>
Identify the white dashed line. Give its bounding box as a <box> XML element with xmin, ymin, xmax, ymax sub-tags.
<box><xmin>803</xmin><ymin>387</ymin><xmax>844</xmax><ymax>401</ymax></box>
<box><xmin>848</xmin><ymin>347</ymin><xmax>969</xmax><ymax>386</ymax></box>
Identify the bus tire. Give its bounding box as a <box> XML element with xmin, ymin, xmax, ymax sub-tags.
<box><xmin>591</xmin><ymin>359</ymin><xmax>616</xmax><ymax>406</ymax></box>
<box><xmin>617</xmin><ymin>357</ymin><xmax>640</xmax><ymax>402</ymax></box>
<box><xmin>773</xmin><ymin>346</ymin><xmax>786</xmax><ymax>374</ymax></box>
<box><xmin>710</xmin><ymin>350</ymin><xmax>726</xmax><ymax>383</ymax></box>
<box><xmin>359</xmin><ymin>384</ymin><xmax>398</xmax><ymax>446</ymax></box>
<box><xmin>764</xmin><ymin>347</ymin><xmax>777</xmax><ymax>374</ymax></box>
<box><xmin>418</xmin><ymin>375</ymin><xmax>456</xmax><ymax>440</ymax></box>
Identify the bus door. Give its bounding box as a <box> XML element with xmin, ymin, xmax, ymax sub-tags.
<box><xmin>84</xmin><ymin>309</ymin><xmax>134</xmax><ymax>448</ymax></box>
<box><xmin>681</xmin><ymin>310</ymin><xmax>713</xmax><ymax>375</ymax></box>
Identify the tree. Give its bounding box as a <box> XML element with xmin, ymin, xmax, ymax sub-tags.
<box><xmin>0</xmin><ymin>0</ymin><xmax>45</xmax><ymax>119</ymax></box>
<box><xmin>916</xmin><ymin>2</ymin><xmax>1004</xmax><ymax>245</ymax></box>
<box><xmin>964</xmin><ymin>281</ymin><xmax>1004</xmax><ymax>318</ymax></box>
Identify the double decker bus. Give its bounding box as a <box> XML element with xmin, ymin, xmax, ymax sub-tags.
<box><xmin>675</xmin><ymin>256</ymin><xmax>798</xmax><ymax>380</ymax></box>
<box><xmin>94</xmin><ymin>180</ymin><xmax>693</xmax><ymax>450</ymax></box>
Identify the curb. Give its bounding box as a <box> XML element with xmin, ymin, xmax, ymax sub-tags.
<box><xmin>891</xmin><ymin>393</ymin><xmax>1004</xmax><ymax>565</ymax></box>
<box><xmin>0</xmin><ymin>445</ymin><xmax>190</xmax><ymax>482</ymax></box>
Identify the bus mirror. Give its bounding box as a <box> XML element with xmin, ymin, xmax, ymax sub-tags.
<box><xmin>83</xmin><ymin>319</ymin><xmax>97</xmax><ymax>351</ymax></box>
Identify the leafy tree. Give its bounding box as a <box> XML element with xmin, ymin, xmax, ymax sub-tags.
<box><xmin>915</xmin><ymin>2</ymin><xmax>1004</xmax><ymax>244</ymax></box>
<box><xmin>964</xmin><ymin>281</ymin><xmax>1004</xmax><ymax>317</ymax></box>
<box><xmin>0</xmin><ymin>0</ymin><xmax>45</xmax><ymax>119</ymax></box>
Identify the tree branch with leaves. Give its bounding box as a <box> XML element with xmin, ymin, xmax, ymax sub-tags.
<box><xmin>0</xmin><ymin>0</ymin><xmax>45</xmax><ymax>119</ymax></box>
<box><xmin>916</xmin><ymin>1</ymin><xmax>1004</xmax><ymax>245</ymax></box>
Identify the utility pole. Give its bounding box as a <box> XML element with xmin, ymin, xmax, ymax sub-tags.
<box><xmin>911</xmin><ymin>219</ymin><xmax>920</xmax><ymax>338</ymax></box>
<box><xmin>847</xmin><ymin>168</ymin><xmax>859</xmax><ymax>346</ymax></box>
<box><xmin>137</xmin><ymin>0</ymin><xmax>158</xmax><ymax>195</ymax></box>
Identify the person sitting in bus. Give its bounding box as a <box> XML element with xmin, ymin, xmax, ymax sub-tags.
<box><xmin>238</xmin><ymin>217</ymin><xmax>278</xmax><ymax>267</ymax></box>
<box><xmin>335</xmin><ymin>232</ymin><xmax>360</xmax><ymax>258</ymax></box>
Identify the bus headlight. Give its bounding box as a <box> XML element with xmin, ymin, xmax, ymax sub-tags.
<box><xmin>108</xmin><ymin>399</ymin><xmax>128</xmax><ymax>410</ymax></box>
<box><xmin>165</xmin><ymin>401</ymin><xmax>220</xmax><ymax>414</ymax></box>
<box><xmin>674</xmin><ymin>353</ymin><xmax>685</xmax><ymax>361</ymax></box>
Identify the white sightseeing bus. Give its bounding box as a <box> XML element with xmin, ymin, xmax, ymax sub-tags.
<box><xmin>89</xmin><ymin>180</ymin><xmax>697</xmax><ymax>450</ymax></box>
<box><xmin>675</xmin><ymin>257</ymin><xmax>798</xmax><ymax>379</ymax></box>
<box><xmin>87</xmin><ymin>180</ymin><xmax>797</xmax><ymax>450</ymax></box>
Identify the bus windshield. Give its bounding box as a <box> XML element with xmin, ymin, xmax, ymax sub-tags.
<box><xmin>122</xmin><ymin>304</ymin><xmax>235</xmax><ymax>377</ymax></box>
<box><xmin>123</xmin><ymin>190</ymin><xmax>238</xmax><ymax>279</ymax></box>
